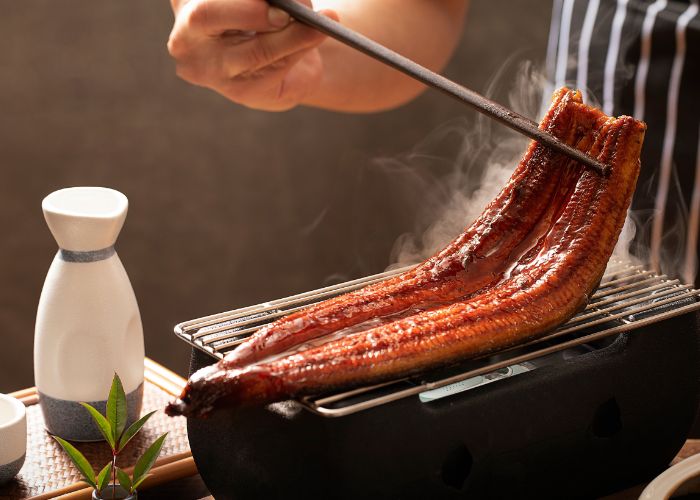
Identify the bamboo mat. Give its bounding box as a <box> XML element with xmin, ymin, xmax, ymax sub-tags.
<box><xmin>0</xmin><ymin>359</ymin><xmax>197</xmax><ymax>500</ymax></box>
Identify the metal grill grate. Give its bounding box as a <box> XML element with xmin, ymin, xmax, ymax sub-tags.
<box><xmin>174</xmin><ymin>260</ymin><xmax>700</xmax><ymax>416</ymax></box>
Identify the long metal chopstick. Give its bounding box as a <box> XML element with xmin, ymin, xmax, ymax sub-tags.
<box><xmin>267</xmin><ymin>0</ymin><xmax>608</xmax><ymax>176</ymax></box>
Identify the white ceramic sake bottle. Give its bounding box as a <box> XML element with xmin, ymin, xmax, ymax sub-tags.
<box><xmin>34</xmin><ymin>187</ymin><xmax>145</xmax><ymax>441</ymax></box>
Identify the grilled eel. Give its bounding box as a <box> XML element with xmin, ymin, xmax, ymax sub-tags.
<box><xmin>219</xmin><ymin>88</ymin><xmax>586</xmax><ymax>369</ymax></box>
<box><xmin>167</xmin><ymin>89</ymin><xmax>645</xmax><ymax>417</ymax></box>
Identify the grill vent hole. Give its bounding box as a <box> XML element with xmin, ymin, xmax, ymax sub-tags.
<box><xmin>591</xmin><ymin>398</ymin><xmax>623</xmax><ymax>438</ymax></box>
<box><xmin>441</xmin><ymin>444</ymin><xmax>473</xmax><ymax>490</ymax></box>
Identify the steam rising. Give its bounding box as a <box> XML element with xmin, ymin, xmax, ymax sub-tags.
<box><xmin>626</xmin><ymin>167</ymin><xmax>693</xmax><ymax>282</ymax></box>
<box><xmin>380</xmin><ymin>60</ymin><xmax>690</xmax><ymax>281</ymax></box>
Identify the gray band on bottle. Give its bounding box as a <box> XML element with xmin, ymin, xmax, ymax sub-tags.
<box><xmin>59</xmin><ymin>246</ymin><xmax>115</xmax><ymax>263</ymax></box>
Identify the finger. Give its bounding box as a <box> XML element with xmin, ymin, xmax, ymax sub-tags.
<box><xmin>173</xmin><ymin>43</ymin><xmax>222</xmax><ymax>87</ymax></box>
<box><xmin>222</xmin><ymin>50</ymin><xmax>307</xmax><ymax>99</ymax></box>
<box><xmin>176</xmin><ymin>38</ymin><xmax>309</xmax><ymax>95</ymax></box>
<box><xmin>278</xmin><ymin>47</ymin><xmax>324</xmax><ymax>103</ymax></box>
<box><xmin>169</xmin><ymin>7</ymin><xmax>333</xmax><ymax>87</ymax></box>
<box><xmin>221</xmin><ymin>9</ymin><xmax>337</xmax><ymax>78</ymax></box>
<box><xmin>177</xmin><ymin>0</ymin><xmax>292</xmax><ymax>36</ymax></box>
<box><xmin>220</xmin><ymin>48</ymin><xmax>320</xmax><ymax>111</ymax></box>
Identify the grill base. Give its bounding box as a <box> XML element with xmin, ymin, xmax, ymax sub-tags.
<box><xmin>187</xmin><ymin>298</ymin><xmax>700</xmax><ymax>499</ymax></box>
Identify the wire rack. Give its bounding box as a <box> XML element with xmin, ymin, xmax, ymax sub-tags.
<box><xmin>174</xmin><ymin>260</ymin><xmax>700</xmax><ymax>417</ymax></box>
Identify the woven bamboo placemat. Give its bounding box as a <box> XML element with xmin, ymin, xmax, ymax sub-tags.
<box><xmin>0</xmin><ymin>359</ymin><xmax>196</xmax><ymax>500</ymax></box>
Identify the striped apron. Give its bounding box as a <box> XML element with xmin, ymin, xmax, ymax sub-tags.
<box><xmin>545</xmin><ymin>0</ymin><xmax>699</xmax><ymax>283</ymax></box>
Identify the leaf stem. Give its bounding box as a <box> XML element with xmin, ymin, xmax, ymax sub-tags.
<box><xmin>111</xmin><ymin>453</ymin><xmax>117</xmax><ymax>500</ymax></box>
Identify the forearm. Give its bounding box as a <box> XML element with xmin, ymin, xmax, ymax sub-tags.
<box><xmin>304</xmin><ymin>0</ymin><xmax>468</xmax><ymax>112</ymax></box>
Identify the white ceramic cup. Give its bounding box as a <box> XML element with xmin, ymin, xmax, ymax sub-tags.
<box><xmin>0</xmin><ymin>394</ymin><xmax>26</xmax><ymax>484</ymax></box>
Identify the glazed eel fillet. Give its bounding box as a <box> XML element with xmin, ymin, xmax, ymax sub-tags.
<box><xmin>168</xmin><ymin>89</ymin><xmax>645</xmax><ymax>417</ymax></box>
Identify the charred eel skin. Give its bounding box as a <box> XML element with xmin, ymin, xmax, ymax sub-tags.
<box><xmin>167</xmin><ymin>90</ymin><xmax>645</xmax><ymax>417</ymax></box>
<box><xmin>222</xmin><ymin>88</ymin><xmax>584</xmax><ymax>369</ymax></box>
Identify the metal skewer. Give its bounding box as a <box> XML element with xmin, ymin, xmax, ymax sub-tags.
<box><xmin>268</xmin><ymin>0</ymin><xmax>609</xmax><ymax>176</ymax></box>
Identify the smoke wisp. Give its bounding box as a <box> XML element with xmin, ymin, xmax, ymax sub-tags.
<box><xmin>378</xmin><ymin>58</ymin><xmax>685</xmax><ymax>279</ymax></box>
<box><xmin>380</xmin><ymin>59</ymin><xmax>547</xmax><ymax>269</ymax></box>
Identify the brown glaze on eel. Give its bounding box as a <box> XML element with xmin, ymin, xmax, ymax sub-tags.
<box><xmin>167</xmin><ymin>90</ymin><xmax>645</xmax><ymax>417</ymax></box>
<box><xmin>223</xmin><ymin>88</ymin><xmax>588</xmax><ymax>369</ymax></box>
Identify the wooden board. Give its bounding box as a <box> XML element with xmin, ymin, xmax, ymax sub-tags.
<box><xmin>0</xmin><ymin>359</ymin><xmax>197</xmax><ymax>500</ymax></box>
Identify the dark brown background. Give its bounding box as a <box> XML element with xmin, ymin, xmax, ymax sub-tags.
<box><xmin>0</xmin><ymin>0</ymin><xmax>551</xmax><ymax>391</ymax></box>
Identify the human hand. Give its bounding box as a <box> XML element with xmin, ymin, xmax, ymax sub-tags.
<box><xmin>168</xmin><ymin>0</ymin><xmax>338</xmax><ymax>111</ymax></box>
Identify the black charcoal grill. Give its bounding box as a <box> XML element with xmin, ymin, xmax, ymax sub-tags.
<box><xmin>174</xmin><ymin>260</ymin><xmax>700</xmax><ymax>499</ymax></box>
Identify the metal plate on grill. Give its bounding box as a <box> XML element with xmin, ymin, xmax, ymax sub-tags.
<box><xmin>174</xmin><ymin>260</ymin><xmax>700</xmax><ymax>417</ymax></box>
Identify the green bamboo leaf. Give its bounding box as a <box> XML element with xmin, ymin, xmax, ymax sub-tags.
<box><xmin>106</xmin><ymin>373</ymin><xmax>127</xmax><ymax>443</ymax></box>
<box><xmin>118</xmin><ymin>411</ymin><xmax>156</xmax><ymax>451</ymax></box>
<box><xmin>52</xmin><ymin>436</ymin><xmax>97</xmax><ymax>489</ymax></box>
<box><xmin>96</xmin><ymin>463</ymin><xmax>111</xmax><ymax>493</ymax></box>
<box><xmin>116</xmin><ymin>467</ymin><xmax>132</xmax><ymax>493</ymax></box>
<box><xmin>130</xmin><ymin>473</ymin><xmax>151</xmax><ymax>492</ymax></box>
<box><xmin>132</xmin><ymin>433</ymin><xmax>167</xmax><ymax>488</ymax></box>
<box><xmin>79</xmin><ymin>403</ymin><xmax>114</xmax><ymax>450</ymax></box>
